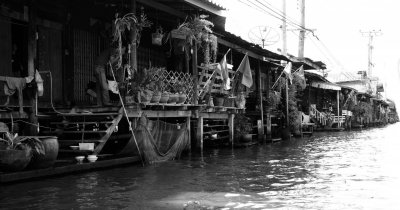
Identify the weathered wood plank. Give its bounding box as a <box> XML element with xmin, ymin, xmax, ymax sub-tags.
<box><xmin>125</xmin><ymin>110</ymin><xmax>192</xmax><ymax>118</ymax></box>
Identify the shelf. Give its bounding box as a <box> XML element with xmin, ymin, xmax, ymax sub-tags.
<box><xmin>51</xmin><ymin>121</ymin><xmax>113</xmax><ymax>125</ymax></box>
<box><xmin>204</xmin><ymin>125</ymin><xmax>228</xmax><ymax>128</ymax></box>
<box><xmin>42</xmin><ymin>130</ymin><xmax>108</xmax><ymax>134</ymax></box>
<box><xmin>58</xmin><ymin>139</ymin><xmax>105</xmax><ymax>145</ymax></box>
<box><xmin>203</xmin><ymin>130</ymin><xmax>229</xmax><ymax>135</ymax></box>
<box><xmin>207</xmin><ymin>135</ymin><xmax>229</xmax><ymax>141</ymax></box>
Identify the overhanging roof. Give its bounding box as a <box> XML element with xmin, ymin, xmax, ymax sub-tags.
<box><xmin>310</xmin><ymin>81</ymin><xmax>341</xmax><ymax>91</ymax></box>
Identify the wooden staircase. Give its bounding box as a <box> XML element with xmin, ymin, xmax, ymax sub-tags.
<box><xmin>39</xmin><ymin>109</ymin><xmax>123</xmax><ymax>155</ymax></box>
<box><xmin>309</xmin><ymin>105</ymin><xmax>345</xmax><ymax>128</ymax></box>
<box><xmin>309</xmin><ymin>105</ymin><xmax>328</xmax><ymax>126</ymax></box>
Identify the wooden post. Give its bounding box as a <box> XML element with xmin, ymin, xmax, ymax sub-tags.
<box><xmin>28</xmin><ymin>1</ymin><xmax>38</xmax><ymax>135</ymax></box>
<box><xmin>337</xmin><ymin>90</ymin><xmax>340</xmax><ymax>117</ymax></box>
<box><xmin>130</xmin><ymin>0</ymin><xmax>138</xmax><ymax>90</ymax></box>
<box><xmin>196</xmin><ymin>116</ymin><xmax>203</xmax><ymax>152</ymax></box>
<box><xmin>285</xmin><ymin>79</ymin><xmax>289</xmax><ymax>127</ymax></box>
<box><xmin>185</xmin><ymin>45</ymin><xmax>190</xmax><ymax>74</ymax></box>
<box><xmin>228</xmin><ymin>114</ymin><xmax>234</xmax><ymax>147</ymax></box>
<box><xmin>187</xmin><ymin>116</ymin><xmax>191</xmax><ymax>153</ymax></box>
<box><xmin>192</xmin><ymin>42</ymin><xmax>198</xmax><ymax>105</ymax></box>
<box><xmin>257</xmin><ymin>61</ymin><xmax>265</xmax><ymax>142</ymax></box>
<box><xmin>266</xmin><ymin>65</ymin><xmax>271</xmax><ymax>141</ymax></box>
<box><xmin>27</xmin><ymin>1</ymin><xmax>37</xmax><ymax>77</ymax></box>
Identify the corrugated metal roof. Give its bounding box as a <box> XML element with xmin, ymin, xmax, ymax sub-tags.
<box><xmin>198</xmin><ymin>0</ymin><xmax>226</xmax><ymax>10</ymax></box>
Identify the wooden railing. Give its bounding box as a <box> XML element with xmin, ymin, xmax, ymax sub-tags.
<box><xmin>310</xmin><ymin>105</ymin><xmax>347</xmax><ymax>128</ymax></box>
<box><xmin>309</xmin><ymin>105</ymin><xmax>328</xmax><ymax>126</ymax></box>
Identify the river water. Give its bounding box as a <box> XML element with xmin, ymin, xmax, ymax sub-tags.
<box><xmin>1</xmin><ymin>123</ymin><xmax>400</xmax><ymax>210</ymax></box>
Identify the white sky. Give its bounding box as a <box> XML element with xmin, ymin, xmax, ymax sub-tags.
<box><xmin>214</xmin><ymin>0</ymin><xmax>400</xmax><ymax>105</ymax></box>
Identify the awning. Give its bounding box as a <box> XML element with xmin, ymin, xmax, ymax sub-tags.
<box><xmin>310</xmin><ymin>81</ymin><xmax>341</xmax><ymax>91</ymax></box>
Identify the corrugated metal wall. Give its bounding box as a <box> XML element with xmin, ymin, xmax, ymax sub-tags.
<box><xmin>0</xmin><ymin>16</ymin><xmax>12</xmax><ymax>76</ymax></box>
<box><xmin>37</xmin><ymin>26</ymin><xmax>62</xmax><ymax>104</ymax></box>
<box><xmin>73</xmin><ymin>29</ymin><xmax>99</xmax><ymax>104</ymax></box>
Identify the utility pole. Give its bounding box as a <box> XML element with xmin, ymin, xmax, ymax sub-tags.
<box><xmin>282</xmin><ymin>0</ymin><xmax>287</xmax><ymax>56</ymax></box>
<box><xmin>361</xmin><ymin>30</ymin><xmax>382</xmax><ymax>77</ymax></box>
<box><xmin>298</xmin><ymin>0</ymin><xmax>305</xmax><ymax>58</ymax></box>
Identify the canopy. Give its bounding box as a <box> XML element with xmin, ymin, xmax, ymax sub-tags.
<box><xmin>310</xmin><ymin>81</ymin><xmax>341</xmax><ymax>91</ymax></box>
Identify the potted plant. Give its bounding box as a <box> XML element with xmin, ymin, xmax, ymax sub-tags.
<box><xmin>27</xmin><ymin>136</ymin><xmax>59</xmax><ymax>169</ymax></box>
<box><xmin>0</xmin><ymin>131</ymin><xmax>45</xmax><ymax>172</ymax></box>
<box><xmin>234</xmin><ymin>113</ymin><xmax>253</xmax><ymax>142</ymax></box>
<box><xmin>265</xmin><ymin>90</ymin><xmax>281</xmax><ymax>111</ymax></box>
<box><xmin>113</xmin><ymin>10</ymin><xmax>152</xmax><ymax>68</ymax></box>
<box><xmin>235</xmin><ymin>92</ymin><xmax>246</xmax><ymax>109</ymax></box>
<box><xmin>152</xmin><ymin>26</ymin><xmax>164</xmax><ymax>46</ymax></box>
<box><xmin>175</xmin><ymin>80</ymin><xmax>187</xmax><ymax>104</ymax></box>
<box><xmin>168</xmin><ymin>15</ymin><xmax>217</xmax><ymax>63</ymax></box>
<box><xmin>213</xmin><ymin>92</ymin><xmax>226</xmax><ymax>107</ymax></box>
<box><xmin>131</xmin><ymin>68</ymin><xmax>151</xmax><ymax>103</ymax></box>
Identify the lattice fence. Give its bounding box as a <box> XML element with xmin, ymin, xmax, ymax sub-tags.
<box><xmin>151</xmin><ymin>70</ymin><xmax>194</xmax><ymax>104</ymax></box>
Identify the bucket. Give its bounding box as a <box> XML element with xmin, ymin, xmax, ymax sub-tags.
<box><xmin>79</xmin><ymin>143</ymin><xmax>94</xmax><ymax>151</ymax></box>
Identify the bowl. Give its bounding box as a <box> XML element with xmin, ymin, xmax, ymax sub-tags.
<box><xmin>87</xmin><ymin>155</ymin><xmax>98</xmax><ymax>163</ymax></box>
<box><xmin>75</xmin><ymin>156</ymin><xmax>85</xmax><ymax>164</ymax></box>
<box><xmin>70</xmin><ymin>146</ymin><xmax>79</xmax><ymax>150</ymax></box>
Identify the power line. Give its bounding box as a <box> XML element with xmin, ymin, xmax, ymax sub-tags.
<box><xmin>256</xmin><ymin>0</ymin><xmax>306</xmax><ymax>31</ymax></box>
<box><xmin>238</xmin><ymin>0</ymin><xmax>311</xmax><ymax>33</ymax></box>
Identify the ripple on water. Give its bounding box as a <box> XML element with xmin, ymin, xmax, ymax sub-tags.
<box><xmin>1</xmin><ymin>124</ymin><xmax>400</xmax><ymax>209</ymax></box>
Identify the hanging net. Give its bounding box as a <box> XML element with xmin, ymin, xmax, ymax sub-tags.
<box><xmin>132</xmin><ymin>115</ymin><xmax>190</xmax><ymax>164</ymax></box>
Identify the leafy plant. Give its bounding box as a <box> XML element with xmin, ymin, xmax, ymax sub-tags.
<box><xmin>0</xmin><ymin>132</ymin><xmax>45</xmax><ymax>157</ymax></box>
<box><xmin>113</xmin><ymin>11</ymin><xmax>152</xmax><ymax>68</ymax></box>
<box><xmin>352</xmin><ymin>101</ymin><xmax>373</xmax><ymax>118</ymax></box>
<box><xmin>234</xmin><ymin>113</ymin><xmax>253</xmax><ymax>136</ymax></box>
<box><xmin>171</xmin><ymin>15</ymin><xmax>217</xmax><ymax>64</ymax></box>
<box><xmin>132</xmin><ymin>66</ymin><xmax>165</xmax><ymax>91</ymax></box>
<box><xmin>265</xmin><ymin>91</ymin><xmax>281</xmax><ymax>110</ymax></box>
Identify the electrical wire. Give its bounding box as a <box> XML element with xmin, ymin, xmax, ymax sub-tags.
<box><xmin>255</xmin><ymin>0</ymin><xmax>307</xmax><ymax>31</ymax></box>
<box><xmin>239</xmin><ymin>0</ymin><xmax>313</xmax><ymax>33</ymax></box>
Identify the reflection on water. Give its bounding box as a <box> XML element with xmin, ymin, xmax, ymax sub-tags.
<box><xmin>1</xmin><ymin>123</ymin><xmax>400</xmax><ymax>209</ymax></box>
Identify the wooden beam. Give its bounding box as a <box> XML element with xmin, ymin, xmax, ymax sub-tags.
<box><xmin>136</xmin><ymin>0</ymin><xmax>186</xmax><ymax>18</ymax></box>
<box><xmin>228</xmin><ymin>113</ymin><xmax>234</xmax><ymax>147</ymax></box>
<box><xmin>198</xmin><ymin>112</ymin><xmax>229</xmax><ymax>119</ymax></box>
<box><xmin>265</xmin><ymin>65</ymin><xmax>271</xmax><ymax>141</ymax></box>
<box><xmin>257</xmin><ymin>61</ymin><xmax>264</xmax><ymax>142</ymax></box>
<box><xmin>125</xmin><ymin>110</ymin><xmax>192</xmax><ymax>118</ymax></box>
<box><xmin>192</xmin><ymin>42</ymin><xmax>199</xmax><ymax>105</ymax></box>
<box><xmin>130</xmin><ymin>0</ymin><xmax>138</xmax><ymax>91</ymax></box>
<box><xmin>27</xmin><ymin>2</ymin><xmax>37</xmax><ymax>77</ymax></box>
<box><xmin>187</xmin><ymin>116</ymin><xmax>191</xmax><ymax>153</ymax></box>
<box><xmin>93</xmin><ymin>112</ymin><xmax>123</xmax><ymax>155</ymax></box>
<box><xmin>196</xmin><ymin>116</ymin><xmax>203</xmax><ymax>152</ymax></box>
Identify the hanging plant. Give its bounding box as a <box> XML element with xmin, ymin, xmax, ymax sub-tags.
<box><xmin>152</xmin><ymin>26</ymin><xmax>164</xmax><ymax>46</ymax></box>
<box><xmin>113</xmin><ymin>10</ymin><xmax>152</xmax><ymax>69</ymax></box>
<box><xmin>209</xmin><ymin>34</ymin><xmax>218</xmax><ymax>62</ymax></box>
<box><xmin>266</xmin><ymin>90</ymin><xmax>281</xmax><ymax>110</ymax></box>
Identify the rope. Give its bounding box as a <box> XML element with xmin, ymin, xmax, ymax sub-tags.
<box><xmin>37</xmin><ymin>71</ymin><xmax>70</xmax><ymax>115</ymax></box>
<box><xmin>109</xmin><ymin>62</ymin><xmax>144</xmax><ymax>166</ymax></box>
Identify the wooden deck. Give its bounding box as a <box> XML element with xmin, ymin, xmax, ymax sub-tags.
<box><xmin>0</xmin><ymin>156</ymin><xmax>140</xmax><ymax>184</ymax></box>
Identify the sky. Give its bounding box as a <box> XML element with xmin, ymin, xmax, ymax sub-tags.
<box><xmin>214</xmin><ymin>0</ymin><xmax>400</xmax><ymax>106</ymax></box>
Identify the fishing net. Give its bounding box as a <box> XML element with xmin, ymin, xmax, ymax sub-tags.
<box><xmin>134</xmin><ymin>115</ymin><xmax>190</xmax><ymax>164</ymax></box>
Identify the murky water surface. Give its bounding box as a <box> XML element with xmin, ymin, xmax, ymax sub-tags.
<box><xmin>1</xmin><ymin>123</ymin><xmax>400</xmax><ymax>209</ymax></box>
